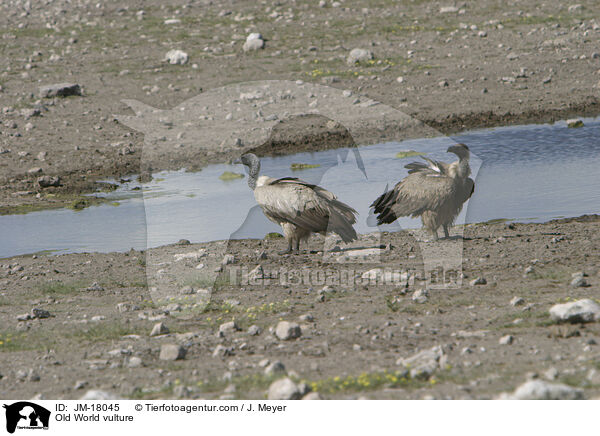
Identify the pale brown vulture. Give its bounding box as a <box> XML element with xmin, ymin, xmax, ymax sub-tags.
<box><xmin>237</xmin><ymin>153</ymin><xmax>358</xmax><ymax>253</ymax></box>
<box><xmin>371</xmin><ymin>143</ymin><xmax>474</xmax><ymax>240</ymax></box>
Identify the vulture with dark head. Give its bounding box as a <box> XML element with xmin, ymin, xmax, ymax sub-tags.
<box><xmin>370</xmin><ymin>143</ymin><xmax>474</xmax><ymax>240</ymax></box>
<box><xmin>237</xmin><ymin>153</ymin><xmax>358</xmax><ymax>253</ymax></box>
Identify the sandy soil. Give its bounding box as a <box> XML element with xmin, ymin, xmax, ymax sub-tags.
<box><xmin>1</xmin><ymin>0</ymin><xmax>599</xmax><ymax>212</ymax></box>
<box><xmin>1</xmin><ymin>216</ymin><xmax>599</xmax><ymax>399</ymax></box>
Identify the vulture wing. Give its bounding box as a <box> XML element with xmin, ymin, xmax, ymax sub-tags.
<box><xmin>254</xmin><ymin>177</ymin><xmax>358</xmax><ymax>242</ymax></box>
<box><xmin>405</xmin><ymin>156</ymin><xmax>450</xmax><ymax>175</ymax></box>
<box><xmin>371</xmin><ymin>172</ymin><xmax>457</xmax><ymax>225</ymax></box>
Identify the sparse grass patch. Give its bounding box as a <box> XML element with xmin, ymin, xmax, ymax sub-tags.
<box><xmin>219</xmin><ymin>171</ymin><xmax>244</xmax><ymax>181</ymax></box>
<box><xmin>290</xmin><ymin>163</ymin><xmax>320</xmax><ymax>171</ymax></box>
<box><xmin>265</xmin><ymin>232</ymin><xmax>284</xmax><ymax>239</ymax></box>
<box><xmin>305</xmin><ymin>370</ymin><xmax>429</xmax><ymax>394</ymax></box>
<box><xmin>39</xmin><ymin>281</ymin><xmax>81</xmax><ymax>296</ymax></box>
<box><xmin>396</xmin><ymin>150</ymin><xmax>425</xmax><ymax>159</ymax></box>
<box><xmin>67</xmin><ymin>322</ymin><xmax>147</xmax><ymax>343</ymax></box>
<box><xmin>0</xmin><ymin>330</ymin><xmax>56</xmax><ymax>352</ymax></box>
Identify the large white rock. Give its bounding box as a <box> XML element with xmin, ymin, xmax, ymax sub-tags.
<box><xmin>275</xmin><ymin>321</ymin><xmax>302</xmax><ymax>340</ymax></box>
<box><xmin>396</xmin><ymin>345</ymin><xmax>446</xmax><ymax>379</ymax></box>
<box><xmin>243</xmin><ymin>33</ymin><xmax>265</xmax><ymax>52</ymax></box>
<box><xmin>549</xmin><ymin>299</ymin><xmax>600</xmax><ymax>323</ymax></box>
<box><xmin>267</xmin><ymin>378</ymin><xmax>301</xmax><ymax>400</ymax></box>
<box><xmin>347</xmin><ymin>48</ymin><xmax>373</xmax><ymax>65</ymax></box>
<box><xmin>164</xmin><ymin>49</ymin><xmax>189</xmax><ymax>65</ymax></box>
<box><xmin>497</xmin><ymin>380</ymin><xmax>584</xmax><ymax>400</ymax></box>
<box><xmin>79</xmin><ymin>390</ymin><xmax>121</xmax><ymax>400</ymax></box>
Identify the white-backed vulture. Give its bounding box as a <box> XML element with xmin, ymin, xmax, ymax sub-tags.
<box><xmin>237</xmin><ymin>153</ymin><xmax>358</xmax><ymax>253</ymax></box>
<box><xmin>371</xmin><ymin>143</ymin><xmax>474</xmax><ymax>240</ymax></box>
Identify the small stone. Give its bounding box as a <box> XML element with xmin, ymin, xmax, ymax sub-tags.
<box><xmin>567</xmin><ymin>4</ymin><xmax>583</xmax><ymax>13</ymax></box>
<box><xmin>499</xmin><ymin>335</ymin><xmax>514</xmax><ymax>345</ymax></box>
<box><xmin>510</xmin><ymin>297</ymin><xmax>525</xmax><ymax>306</ymax></box>
<box><xmin>498</xmin><ymin>380</ymin><xmax>584</xmax><ymax>400</ymax></box>
<box><xmin>470</xmin><ymin>277</ymin><xmax>487</xmax><ymax>286</ymax></box>
<box><xmin>31</xmin><ymin>308</ymin><xmax>51</xmax><ymax>319</ymax></box>
<box><xmin>85</xmin><ymin>282</ymin><xmax>104</xmax><ymax>292</ymax></box>
<box><xmin>243</xmin><ymin>33</ymin><xmax>265</xmax><ymax>52</ymax></box>
<box><xmin>79</xmin><ymin>390</ymin><xmax>120</xmax><ymax>400</ymax></box>
<box><xmin>37</xmin><ymin>175</ymin><xmax>60</xmax><ymax>188</ymax></box>
<box><xmin>21</xmin><ymin>108</ymin><xmax>41</xmax><ymax>119</ymax></box>
<box><xmin>212</xmin><ymin>344</ymin><xmax>233</xmax><ymax>358</ymax></box>
<box><xmin>74</xmin><ymin>380</ymin><xmax>88</xmax><ymax>390</ymax></box>
<box><xmin>347</xmin><ymin>48</ymin><xmax>374</xmax><ymax>65</ymax></box>
<box><xmin>127</xmin><ymin>356</ymin><xmax>143</xmax><ymax>368</ymax></box>
<box><xmin>164</xmin><ymin>49</ymin><xmax>189</xmax><ymax>65</ymax></box>
<box><xmin>247</xmin><ymin>325</ymin><xmax>262</xmax><ymax>336</ymax></box>
<box><xmin>219</xmin><ymin>321</ymin><xmax>240</xmax><ymax>334</ymax></box>
<box><xmin>412</xmin><ymin>289</ymin><xmax>428</xmax><ymax>304</ymax></box>
<box><xmin>159</xmin><ymin>344</ymin><xmax>186</xmax><ymax>361</ymax></box>
<box><xmin>39</xmin><ymin>83</ymin><xmax>82</xmax><ymax>98</ymax></box>
<box><xmin>570</xmin><ymin>276</ymin><xmax>589</xmax><ymax>287</ymax></box>
<box><xmin>299</xmin><ymin>314</ymin><xmax>314</xmax><ymax>322</ymax></box>
<box><xmin>439</xmin><ymin>6</ymin><xmax>459</xmax><ymax>13</ymax></box>
<box><xmin>150</xmin><ymin>322</ymin><xmax>169</xmax><ymax>337</ymax></box>
<box><xmin>543</xmin><ymin>368</ymin><xmax>559</xmax><ymax>381</ymax></box>
<box><xmin>439</xmin><ymin>79</ymin><xmax>449</xmax><ymax>87</ymax></box>
<box><xmin>275</xmin><ymin>321</ymin><xmax>302</xmax><ymax>340</ymax></box>
<box><xmin>302</xmin><ymin>392</ymin><xmax>322</xmax><ymax>400</ymax></box>
<box><xmin>28</xmin><ymin>167</ymin><xmax>43</xmax><ymax>174</ymax></box>
<box><xmin>27</xmin><ymin>369</ymin><xmax>40</xmax><ymax>382</ymax></box>
<box><xmin>267</xmin><ymin>378</ymin><xmax>301</xmax><ymax>400</ymax></box>
<box><xmin>549</xmin><ymin>299</ymin><xmax>600</xmax><ymax>323</ymax></box>
<box><xmin>265</xmin><ymin>361</ymin><xmax>286</xmax><ymax>375</ymax></box>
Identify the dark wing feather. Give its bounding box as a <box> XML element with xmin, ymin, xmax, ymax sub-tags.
<box><xmin>371</xmin><ymin>172</ymin><xmax>457</xmax><ymax>225</ymax></box>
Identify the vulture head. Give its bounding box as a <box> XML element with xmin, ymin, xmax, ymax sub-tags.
<box><xmin>447</xmin><ymin>143</ymin><xmax>470</xmax><ymax>159</ymax></box>
<box><xmin>236</xmin><ymin>153</ymin><xmax>261</xmax><ymax>190</ymax></box>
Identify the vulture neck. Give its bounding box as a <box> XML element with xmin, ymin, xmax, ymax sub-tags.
<box><xmin>450</xmin><ymin>155</ymin><xmax>471</xmax><ymax>179</ymax></box>
<box><xmin>246</xmin><ymin>160</ymin><xmax>260</xmax><ymax>191</ymax></box>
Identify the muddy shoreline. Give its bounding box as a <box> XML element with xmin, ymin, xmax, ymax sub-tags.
<box><xmin>2</xmin><ymin>103</ymin><xmax>599</xmax><ymax>215</ymax></box>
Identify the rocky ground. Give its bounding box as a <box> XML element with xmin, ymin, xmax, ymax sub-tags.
<box><xmin>1</xmin><ymin>0</ymin><xmax>599</xmax><ymax>212</ymax></box>
<box><xmin>1</xmin><ymin>216</ymin><xmax>599</xmax><ymax>400</ymax></box>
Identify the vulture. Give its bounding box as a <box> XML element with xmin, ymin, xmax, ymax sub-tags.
<box><xmin>237</xmin><ymin>153</ymin><xmax>358</xmax><ymax>253</ymax></box>
<box><xmin>370</xmin><ymin>143</ymin><xmax>474</xmax><ymax>240</ymax></box>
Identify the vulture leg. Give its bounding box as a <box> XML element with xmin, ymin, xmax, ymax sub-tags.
<box><xmin>294</xmin><ymin>239</ymin><xmax>300</xmax><ymax>253</ymax></box>
<box><xmin>279</xmin><ymin>247</ymin><xmax>292</xmax><ymax>255</ymax></box>
<box><xmin>431</xmin><ymin>229</ymin><xmax>439</xmax><ymax>241</ymax></box>
<box><xmin>279</xmin><ymin>238</ymin><xmax>293</xmax><ymax>255</ymax></box>
<box><xmin>443</xmin><ymin>224</ymin><xmax>450</xmax><ymax>239</ymax></box>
